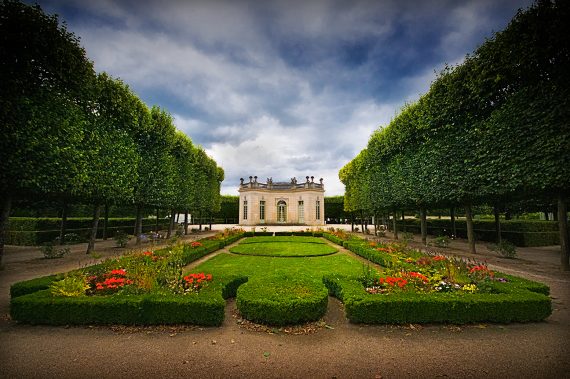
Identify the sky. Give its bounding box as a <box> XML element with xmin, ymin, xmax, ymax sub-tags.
<box><xmin>32</xmin><ymin>0</ymin><xmax>534</xmax><ymax>196</ymax></box>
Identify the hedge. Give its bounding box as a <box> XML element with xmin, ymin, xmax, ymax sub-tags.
<box><xmin>322</xmin><ymin>233</ymin><xmax>345</xmax><ymax>246</ymax></box>
<box><xmin>395</xmin><ymin>219</ymin><xmax>565</xmax><ymax>246</ymax></box>
<box><xmin>10</xmin><ymin>233</ymin><xmax>250</xmax><ymax>325</ymax></box>
<box><xmin>236</xmin><ymin>275</ymin><xmax>328</xmax><ymax>325</ymax></box>
<box><xmin>6</xmin><ymin>217</ymin><xmax>170</xmax><ymax>246</ymax></box>
<box><xmin>322</xmin><ymin>275</ymin><xmax>551</xmax><ymax>324</ymax></box>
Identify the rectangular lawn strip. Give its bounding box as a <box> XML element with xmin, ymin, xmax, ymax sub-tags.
<box><xmin>191</xmin><ymin>251</ymin><xmax>371</xmax><ymax>279</ymax></box>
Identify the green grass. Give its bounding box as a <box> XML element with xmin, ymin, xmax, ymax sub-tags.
<box><xmin>192</xmin><ymin>252</ymin><xmax>371</xmax><ymax>279</ymax></box>
<box><xmin>229</xmin><ymin>241</ymin><xmax>337</xmax><ymax>257</ymax></box>
<box><xmin>240</xmin><ymin>236</ymin><xmax>324</xmax><ymax>244</ymax></box>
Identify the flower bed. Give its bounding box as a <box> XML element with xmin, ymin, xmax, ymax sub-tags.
<box><xmin>10</xmin><ymin>230</ymin><xmax>246</xmax><ymax>326</ymax></box>
<box><xmin>322</xmin><ymin>233</ymin><xmax>551</xmax><ymax>323</ymax></box>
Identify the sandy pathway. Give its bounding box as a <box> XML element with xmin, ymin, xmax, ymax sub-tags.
<box><xmin>1</xmin><ymin>225</ymin><xmax>569</xmax><ymax>378</ymax></box>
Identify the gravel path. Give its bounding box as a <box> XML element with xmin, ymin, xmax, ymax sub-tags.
<box><xmin>1</xmin><ymin>225</ymin><xmax>569</xmax><ymax>379</ymax></box>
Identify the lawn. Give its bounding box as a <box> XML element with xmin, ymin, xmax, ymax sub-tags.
<box><xmin>193</xmin><ymin>250</ymin><xmax>370</xmax><ymax>279</ymax></box>
<box><xmin>228</xmin><ymin>237</ymin><xmax>337</xmax><ymax>257</ymax></box>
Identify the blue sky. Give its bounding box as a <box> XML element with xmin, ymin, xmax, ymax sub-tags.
<box><xmin>32</xmin><ymin>0</ymin><xmax>533</xmax><ymax>195</ymax></box>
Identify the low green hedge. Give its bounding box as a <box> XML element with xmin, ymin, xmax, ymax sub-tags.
<box><xmin>395</xmin><ymin>219</ymin><xmax>565</xmax><ymax>247</ymax></box>
<box><xmin>10</xmin><ymin>234</ymin><xmax>250</xmax><ymax>326</ymax></box>
<box><xmin>11</xmin><ymin>284</ymin><xmax>228</xmax><ymax>326</ymax></box>
<box><xmin>323</xmin><ymin>233</ymin><xmax>345</xmax><ymax>246</ymax></box>
<box><xmin>10</xmin><ymin>274</ymin><xmax>64</xmax><ymax>298</ymax></box>
<box><xmin>6</xmin><ymin>217</ymin><xmax>170</xmax><ymax>246</ymax></box>
<box><xmin>236</xmin><ymin>275</ymin><xmax>328</xmax><ymax>325</ymax></box>
<box><xmin>322</xmin><ymin>275</ymin><xmax>551</xmax><ymax>324</ymax></box>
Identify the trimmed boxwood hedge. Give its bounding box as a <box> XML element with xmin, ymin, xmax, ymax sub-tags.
<box><xmin>236</xmin><ymin>275</ymin><xmax>328</xmax><ymax>325</ymax></box>
<box><xmin>395</xmin><ymin>219</ymin><xmax>565</xmax><ymax>247</ymax></box>
<box><xmin>6</xmin><ymin>217</ymin><xmax>170</xmax><ymax>246</ymax></box>
<box><xmin>323</xmin><ymin>233</ymin><xmax>345</xmax><ymax>246</ymax></box>
<box><xmin>10</xmin><ymin>276</ymin><xmax>248</xmax><ymax>326</ymax></box>
<box><xmin>10</xmin><ymin>233</ymin><xmax>249</xmax><ymax>326</ymax></box>
<box><xmin>322</xmin><ymin>275</ymin><xmax>552</xmax><ymax>324</ymax></box>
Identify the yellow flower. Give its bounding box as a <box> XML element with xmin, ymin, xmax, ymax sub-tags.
<box><xmin>462</xmin><ymin>284</ymin><xmax>477</xmax><ymax>293</ymax></box>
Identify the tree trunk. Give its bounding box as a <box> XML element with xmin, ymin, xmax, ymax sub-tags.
<box><xmin>494</xmin><ymin>203</ymin><xmax>502</xmax><ymax>244</ymax></box>
<box><xmin>209</xmin><ymin>214</ymin><xmax>213</xmax><ymax>231</ymax></box>
<box><xmin>392</xmin><ymin>211</ymin><xmax>398</xmax><ymax>240</ymax></box>
<box><xmin>420</xmin><ymin>207</ymin><xmax>427</xmax><ymax>246</ymax></box>
<box><xmin>0</xmin><ymin>194</ymin><xmax>13</xmax><ymax>268</ymax></box>
<box><xmin>373</xmin><ymin>213</ymin><xmax>377</xmax><ymax>236</ymax></box>
<box><xmin>465</xmin><ymin>203</ymin><xmax>476</xmax><ymax>254</ymax></box>
<box><xmin>102</xmin><ymin>203</ymin><xmax>109</xmax><ymax>240</ymax></box>
<box><xmin>558</xmin><ymin>195</ymin><xmax>570</xmax><ymax>271</ymax></box>
<box><xmin>135</xmin><ymin>204</ymin><xmax>143</xmax><ymax>245</ymax></box>
<box><xmin>401</xmin><ymin>210</ymin><xmax>406</xmax><ymax>232</ymax></box>
<box><xmin>59</xmin><ymin>201</ymin><xmax>68</xmax><ymax>245</ymax></box>
<box><xmin>543</xmin><ymin>211</ymin><xmax>549</xmax><ymax>221</ymax></box>
<box><xmin>167</xmin><ymin>208</ymin><xmax>175</xmax><ymax>238</ymax></box>
<box><xmin>350</xmin><ymin>214</ymin><xmax>354</xmax><ymax>232</ymax></box>
<box><xmin>450</xmin><ymin>206</ymin><xmax>456</xmax><ymax>238</ymax></box>
<box><xmin>155</xmin><ymin>208</ymin><xmax>160</xmax><ymax>231</ymax></box>
<box><xmin>184</xmin><ymin>211</ymin><xmax>189</xmax><ymax>235</ymax></box>
<box><xmin>86</xmin><ymin>203</ymin><xmax>101</xmax><ymax>254</ymax></box>
<box><xmin>199</xmin><ymin>210</ymin><xmax>203</xmax><ymax>231</ymax></box>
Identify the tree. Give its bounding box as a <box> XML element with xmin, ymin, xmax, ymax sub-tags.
<box><xmin>0</xmin><ymin>0</ymin><xmax>95</xmax><ymax>265</ymax></box>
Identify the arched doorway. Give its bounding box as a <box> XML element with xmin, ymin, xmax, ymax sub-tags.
<box><xmin>277</xmin><ymin>200</ymin><xmax>287</xmax><ymax>223</ymax></box>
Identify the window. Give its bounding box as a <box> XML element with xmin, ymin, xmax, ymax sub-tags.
<box><xmin>259</xmin><ymin>200</ymin><xmax>265</xmax><ymax>221</ymax></box>
<box><xmin>243</xmin><ymin>199</ymin><xmax>248</xmax><ymax>220</ymax></box>
<box><xmin>316</xmin><ymin>199</ymin><xmax>321</xmax><ymax>220</ymax></box>
<box><xmin>277</xmin><ymin>200</ymin><xmax>287</xmax><ymax>222</ymax></box>
<box><xmin>298</xmin><ymin>201</ymin><xmax>304</xmax><ymax>223</ymax></box>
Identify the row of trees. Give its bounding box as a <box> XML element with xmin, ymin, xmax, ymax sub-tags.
<box><xmin>0</xmin><ymin>0</ymin><xmax>223</xmax><ymax>265</ymax></box>
<box><xmin>340</xmin><ymin>0</ymin><xmax>570</xmax><ymax>269</ymax></box>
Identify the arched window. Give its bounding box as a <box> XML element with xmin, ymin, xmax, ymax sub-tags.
<box><xmin>277</xmin><ymin>200</ymin><xmax>287</xmax><ymax>223</ymax></box>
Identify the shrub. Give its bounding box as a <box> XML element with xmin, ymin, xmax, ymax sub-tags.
<box><xmin>114</xmin><ymin>230</ymin><xmax>129</xmax><ymax>247</ymax></box>
<box><xmin>236</xmin><ymin>275</ymin><xmax>328</xmax><ymax>325</ymax></box>
<box><xmin>489</xmin><ymin>240</ymin><xmax>517</xmax><ymax>258</ymax></box>
<box><xmin>50</xmin><ymin>274</ymin><xmax>90</xmax><ymax>297</ymax></box>
<box><xmin>41</xmin><ymin>242</ymin><xmax>70</xmax><ymax>259</ymax></box>
<box><xmin>432</xmin><ymin>235</ymin><xmax>450</xmax><ymax>248</ymax></box>
<box><xmin>322</xmin><ymin>275</ymin><xmax>551</xmax><ymax>324</ymax></box>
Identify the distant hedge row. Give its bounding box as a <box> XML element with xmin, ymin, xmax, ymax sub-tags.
<box><xmin>396</xmin><ymin>219</ymin><xmax>563</xmax><ymax>246</ymax></box>
<box><xmin>5</xmin><ymin>217</ymin><xmax>171</xmax><ymax>246</ymax></box>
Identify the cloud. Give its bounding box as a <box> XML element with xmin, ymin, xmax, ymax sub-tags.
<box><xmin>34</xmin><ymin>0</ymin><xmax>533</xmax><ymax>196</ymax></box>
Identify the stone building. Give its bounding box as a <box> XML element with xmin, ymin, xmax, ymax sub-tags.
<box><xmin>238</xmin><ymin>176</ymin><xmax>325</xmax><ymax>226</ymax></box>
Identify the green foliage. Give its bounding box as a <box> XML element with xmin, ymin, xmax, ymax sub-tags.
<box><xmin>339</xmin><ymin>0</ymin><xmax>570</xmax><ymax>258</ymax></box>
<box><xmin>229</xmin><ymin>240</ymin><xmax>337</xmax><ymax>257</ymax></box>
<box><xmin>49</xmin><ymin>274</ymin><xmax>90</xmax><ymax>297</ymax></box>
<box><xmin>113</xmin><ymin>230</ymin><xmax>129</xmax><ymax>248</ymax></box>
<box><xmin>489</xmin><ymin>240</ymin><xmax>517</xmax><ymax>259</ymax></box>
<box><xmin>5</xmin><ymin>217</ymin><xmax>169</xmax><ymax>245</ymax></box>
<box><xmin>236</xmin><ymin>275</ymin><xmax>328</xmax><ymax>325</ymax></box>
<box><xmin>322</xmin><ymin>275</ymin><xmax>551</xmax><ymax>324</ymax></box>
<box><xmin>10</xmin><ymin>273</ymin><xmax>63</xmax><ymax>298</ymax></box>
<box><xmin>432</xmin><ymin>235</ymin><xmax>450</xmax><ymax>248</ymax></box>
<box><xmin>396</xmin><ymin>218</ymin><xmax>565</xmax><ymax>246</ymax></box>
<box><xmin>41</xmin><ymin>242</ymin><xmax>70</xmax><ymax>259</ymax></box>
<box><xmin>240</xmin><ymin>236</ymin><xmax>324</xmax><ymax>244</ymax></box>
